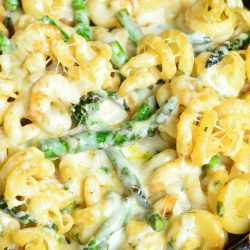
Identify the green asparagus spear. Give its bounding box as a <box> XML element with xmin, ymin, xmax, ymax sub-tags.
<box><xmin>145</xmin><ymin>211</ymin><xmax>166</xmax><ymax>232</ymax></box>
<box><xmin>105</xmin><ymin>147</ymin><xmax>149</xmax><ymax>208</ymax></box>
<box><xmin>38</xmin><ymin>97</ymin><xmax>177</xmax><ymax>158</ymax></box>
<box><xmin>4</xmin><ymin>0</ymin><xmax>20</xmax><ymax>11</ymax></box>
<box><xmin>0</xmin><ymin>31</ymin><xmax>10</xmax><ymax>54</ymax></box>
<box><xmin>106</xmin><ymin>147</ymin><xmax>166</xmax><ymax>231</ymax></box>
<box><xmin>72</xmin><ymin>90</ymin><xmax>130</xmax><ymax>130</ymax></box>
<box><xmin>0</xmin><ymin>197</ymin><xmax>36</xmax><ymax>225</ymax></box>
<box><xmin>206</xmin><ymin>31</ymin><xmax>250</xmax><ymax>68</ymax></box>
<box><xmin>44</xmin><ymin>221</ymin><xmax>58</xmax><ymax>232</ymax></box>
<box><xmin>202</xmin><ymin>155</ymin><xmax>220</xmax><ymax>170</ymax></box>
<box><xmin>71</xmin><ymin>89</ymin><xmax>155</xmax><ymax>130</ymax></box>
<box><xmin>110</xmin><ymin>40</ymin><xmax>129</xmax><ymax>69</ymax></box>
<box><xmin>132</xmin><ymin>96</ymin><xmax>157</xmax><ymax>121</ymax></box>
<box><xmin>83</xmin><ymin>196</ymin><xmax>132</xmax><ymax>250</ymax></box>
<box><xmin>187</xmin><ymin>32</ymin><xmax>214</xmax><ymax>53</ymax></box>
<box><xmin>116</xmin><ymin>9</ymin><xmax>143</xmax><ymax>44</ymax></box>
<box><xmin>72</xmin><ymin>0</ymin><xmax>92</xmax><ymax>41</ymax></box>
<box><xmin>41</xmin><ymin>15</ymin><xmax>70</xmax><ymax>42</ymax></box>
<box><xmin>188</xmin><ymin>32</ymin><xmax>212</xmax><ymax>45</ymax></box>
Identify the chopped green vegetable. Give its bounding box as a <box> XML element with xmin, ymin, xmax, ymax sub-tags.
<box><xmin>0</xmin><ymin>32</ymin><xmax>10</xmax><ymax>54</ymax></box>
<box><xmin>188</xmin><ymin>32</ymin><xmax>213</xmax><ymax>45</ymax></box>
<box><xmin>167</xmin><ymin>238</ymin><xmax>175</xmax><ymax>250</ymax></box>
<box><xmin>116</xmin><ymin>9</ymin><xmax>143</xmax><ymax>44</ymax></box>
<box><xmin>206</xmin><ymin>31</ymin><xmax>250</xmax><ymax>68</ymax></box>
<box><xmin>100</xmin><ymin>166</ymin><xmax>110</xmax><ymax>174</ymax></box>
<box><xmin>209</xmin><ymin>155</ymin><xmax>220</xmax><ymax>167</ymax></box>
<box><xmin>44</xmin><ymin>222</ymin><xmax>59</xmax><ymax>232</ymax></box>
<box><xmin>72</xmin><ymin>0</ymin><xmax>92</xmax><ymax>41</ymax></box>
<box><xmin>187</xmin><ymin>32</ymin><xmax>214</xmax><ymax>53</ymax></box>
<box><xmin>64</xmin><ymin>179</ymin><xmax>72</xmax><ymax>191</ymax></box>
<box><xmin>106</xmin><ymin>147</ymin><xmax>149</xmax><ymax>208</ymax></box>
<box><xmin>61</xmin><ymin>202</ymin><xmax>76</xmax><ymax>214</ymax></box>
<box><xmin>203</xmin><ymin>155</ymin><xmax>220</xmax><ymax>169</ymax></box>
<box><xmin>83</xmin><ymin>196</ymin><xmax>132</xmax><ymax>250</ymax></box>
<box><xmin>72</xmin><ymin>233</ymin><xmax>83</xmax><ymax>244</ymax></box>
<box><xmin>38</xmin><ymin>97</ymin><xmax>177</xmax><ymax>158</ymax></box>
<box><xmin>41</xmin><ymin>15</ymin><xmax>70</xmax><ymax>42</ymax></box>
<box><xmin>110</xmin><ymin>40</ymin><xmax>129</xmax><ymax>69</ymax></box>
<box><xmin>58</xmin><ymin>237</ymin><xmax>67</xmax><ymax>244</ymax></box>
<box><xmin>0</xmin><ymin>197</ymin><xmax>36</xmax><ymax>225</ymax></box>
<box><xmin>11</xmin><ymin>208</ymin><xmax>36</xmax><ymax>225</ymax></box>
<box><xmin>71</xmin><ymin>88</ymin><xmax>154</xmax><ymax>131</ymax></box>
<box><xmin>71</xmin><ymin>90</ymin><xmax>129</xmax><ymax>130</ymax></box>
<box><xmin>132</xmin><ymin>96</ymin><xmax>157</xmax><ymax>121</ymax></box>
<box><xmin>216</xmin><ymin>201</ymin><xmax>225</xmax><ymax>217</ymax></box>
<box><xmin>145</xmin><ymin>211</ymin><xmax>166</xmax><ymax>232</ymax></box>
<box><xmin>213</xmin><ymin>180</ymin><xmax>221</xmax><ymax>187</ymax></box>
<box><xmin>4</xmin><ymin>0</ymin><xmax>20</xmax><ymax>11</ymax></box>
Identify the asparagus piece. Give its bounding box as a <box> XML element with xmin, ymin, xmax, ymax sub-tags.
<box><xmin>132</xmin><ymin>96</ymin><xmax>156</xmax><ymax>121</ymax></box>
<box><xmin>71</xmin><ymin>90</ymin><xmax>155</xmax><ymax>130</ymax></box>
<box><xmin>116</xmin><ymin>9</ymin><xmax>143</xmax><ymax>44</ymax></box>
<box><xmin>105</xmin><ymin>147</ymin><xmax>149</xmax><ymax>208</ymax></box>
<box><xmin>187</xmin><ymin>32</ymin><xmax>214</xmax><ymax>53</ymax></box>
<box><xmin>0</xmin><ymin>197</ymin><xmax>36</xmax><ymax>225</ymax></box>
<box><xmin>41</xmin><ymin>15</ymin><xmax>70</xmax><ymax>42</ymax></box>
<box><xmin>188</xmin><ymin>32</ymin><xmax>213</xmax><ymax>45</ymax></box>
<box><xmin>83</xmin><ymin>196</ymin><xmax>132</xmax><ymax>250</ymax></box>
<box><xmin>203</xmin><ymin>155</ymin><xmax>220</xmax><ymax>170</ymax></box>
<box><xmin>61</xmin><ymin>202</ymin><xmax>76</xmax><ymax>214</ymax></box>
<box><xmin>110</xmin><ymin>40</ymin><xmax>129</xmax><ymax>69</ymax></box>
<box><xmin>4</xmin><ymin>0</ymin><xmax>20</xmax><ymax>11</ymax></box>
<box><xmin>145</xmin><ymin>211</ymin><xmax>166</xmax><ymax>232</ymax></box>
<box><xmin>0</xmin><ymin>31</ymin><xmax>10</xmax><ymax>54</ymax></box>
<box><xmin>206</xmin><ymin>31</ymin><xmax>250</xmax><ymax>68</ymax></box>
<box><xmin>106</xmin><ymin>147</ymin><xmax>166</xmax><ymax>231</ymax></box>
<box><xmin>38</xmin><ymin>96</ymin><xmax>177</xmax><ymax>158</ymax></box>
<box><xmin>72</xmin><ymin>90</ymin><xmax>130</xmax><ymax>130</ymax></box>
<box><xmin>44</xmin><ymin>222</ymin><xmax>58</xmax><ymax>233</ymax></box>
<box><xmin>72</xmin><ymin>0</ymin><xmax>92</xmax><ymax>41</ymax></box>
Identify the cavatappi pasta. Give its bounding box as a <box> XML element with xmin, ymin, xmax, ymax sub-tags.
<box><xmin>0</xmin><ymin>0</ymin><xmax>250</xmax><ymax>249</ymax></box>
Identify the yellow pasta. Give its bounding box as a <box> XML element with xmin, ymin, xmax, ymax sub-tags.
<box><xmin>29</xmin><ymin>73</ymin><xmax>80</xmax><ymax>134</ymax></box>
<box><xmin>206</xmin><ymin>169</ymin><xmax>229</xmax><ymax>212</ymax></box>
<box><xmin>191</xmin><ymin>109</ymin><xmax>218</xmax><ymax>166</ymax></box>
<box><xmin>147</xmin><ymin>158</ymin><xmax>206</xmax><ymax>214</ymax></box>
<box><xmin>166</xmin><ymin>209</ymin><xmax>227</xmax><ymax>249</ymax></box>
<box><xmin>195</xmin><ymin>51</ymin><xmax>246</xmax><ymax>98</ymax></box>
<box><xmin>123</xmin><ymin>220</ymin><xmax>166</xmax><ymax>250</ymax></box>
<box><xmin>182</xmin><ymin>0</ymin><xmax>237</xmax><ymax>43</ymax></box>
<box><xmin>13</xmin><ymin>226</ymin><xmax>60</xmax><ymax>250</ymax></box>
<box><xmin>59</xmin><ymin>151</ymin><xmax>124</xmax><ymax>205</ymax></box>
<box><xmin>216</xmin><ymin>177</ymin><xmax>250</xmax><ymax>234</ymax></box>
<box><xmin>0</xmin><ymin>211</ymin><xmax>20</xmax><ymax>250</ymax></box>
<box><xmin>246</xmin><ymin>44</ymin><xmax>250</xmax><ymax>82</ymax></box>
<box><xmin>21</xmin><ymin>0</ymin><xmax>73</xmax><ymax>21</ymax></box>
<box><xmin>170</xmin><ymin>75</ymin><xmax>221</xmax><ymax>111</ymax></box>
<box><xmin>160</xmin><ymin>29</ymin><xmax>194</xmax><ymax>76</ymax></box>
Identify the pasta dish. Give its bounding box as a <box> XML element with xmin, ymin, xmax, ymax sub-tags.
<box><xmin>0</xmin><ymin>0</ymin><xmax>250</xmax><ymax>249</ymax></box>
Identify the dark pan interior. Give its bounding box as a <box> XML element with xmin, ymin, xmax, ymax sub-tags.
<box><xmin>226</xmin><ymin>234</ymin><xmax>249</xmax><ymax>249</ymax></box>
<box><xmin>243</xmin><ymin>0</ymin><xmax>250</xmax><ymax>9</ymax></box>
